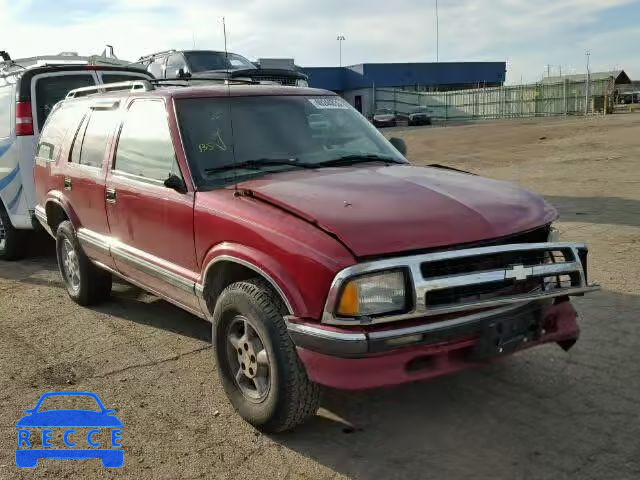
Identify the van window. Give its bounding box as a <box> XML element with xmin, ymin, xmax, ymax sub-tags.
<box><xmin>114</xmin><ymin>100</ymin><xmax>179</xmax><ymax>181</ymax></box>
<box><xmin>34</xmin><ymin>74</ymin><xmax>95</xmax><ymax>130</ymax></box>
<box><xmin>0</xmin><ymin>84</ymin><xmax>12</xmax><ymax>138</ymax></box>
<box><xmin>101</xmin><ymin>73</ymin><xmax>147</xmax><ymax>84</ymax></box>
<box><xmin>78</xmin><ymin>110</ymin><xmax>117</xmax><ymax>168</ymax></box>
<box><xmin>37</xmin><ymin>104</ymin><xmax>84</xmax><ymax>161</ymax></box>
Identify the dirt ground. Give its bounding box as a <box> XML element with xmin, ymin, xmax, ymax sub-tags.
<box><xmin>1</xmin><ymin>113</ymin><xmax>639</xmax><ymax>480</ymax></box>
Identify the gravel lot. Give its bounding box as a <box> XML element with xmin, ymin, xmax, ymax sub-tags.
<box><xmin>1</xmin><ymin>113</ymin><xmax>639</xmax><ymax>480</ymax></box>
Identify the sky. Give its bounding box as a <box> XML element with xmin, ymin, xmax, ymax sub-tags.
<box><xmin>1</xmin><ymin>0</ymin><xmax>639</xmax><ymax>84</ymax></box>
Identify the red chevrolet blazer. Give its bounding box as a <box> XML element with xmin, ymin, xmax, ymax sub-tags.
<box><xmin>33</xmin><ymin>80</ymin><xmax>599</xmax><ymax>432</ymax></box>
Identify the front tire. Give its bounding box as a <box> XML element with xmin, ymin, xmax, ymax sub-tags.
<box><xmin>56</xmin><ymin>220</ymin><xmax>112</xmax><ymax>306</ymax></box>
<box><xmin>212</xmin><ymin>279</ymin><xmax>320</xmax><ymax>433</ymax></box>
<box><xmin>0</xmin><ymin>203</ymin><xmax>27</xmax><ymax>261</ymax></box>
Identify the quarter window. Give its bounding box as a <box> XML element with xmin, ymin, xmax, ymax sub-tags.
<box><xmin>37</xmin><ymin>103</ymin><xmax>84</xmax><ymax>161</ymax></box>
<box><xmin>114</xmin><ymin>100</ymin><xmax>179</xmax><ymax>181</ymax></box>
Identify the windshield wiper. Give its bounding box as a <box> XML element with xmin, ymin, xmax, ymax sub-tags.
<box><xmin>312</xmin><ymin>154</ymin><xmax>404</xmax><ymax>168</ymax></box>
<box><xmin>204</xmin><ymin>158</ymin><xmax>312</xmax><ymax>174</ymax></box>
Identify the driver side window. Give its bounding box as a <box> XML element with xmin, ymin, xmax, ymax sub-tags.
<box><xmin>166</xmin><ymin>54</ymin><xmax>187</xmax><ymax>78</ymax></box>
<box><xmin>114</xmin><ymin>100</ymin><xmax>181</xmax><ymax>182</ymax></box>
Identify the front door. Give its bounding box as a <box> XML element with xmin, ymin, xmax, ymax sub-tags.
<box><xmin>105</xmin><ymin>99</ymin><xmax>200</xmax><ymax>313</ymax></box>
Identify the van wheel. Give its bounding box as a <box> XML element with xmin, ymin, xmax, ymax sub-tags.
<box><xmin>0</xmin><ymin>203</ymin><xmax>27</xmax><ymax>261</ymax></box>
<box><xmin>213</xmin><ymin>279</ymin><xmax>320</xmax><ymax>433</ymax></box>
<box><xmin>56</xmin><ymin>221</ymin><xmax>112</xmax><ymax>305</ymax></box>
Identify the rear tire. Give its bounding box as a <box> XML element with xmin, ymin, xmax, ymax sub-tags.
<box><xmin>56</xmin><ymin>220</ymin><xmax>112</xmax><ymax>306</ymax></box>
<box><xmin>212</xmin><ymin>278</ymin><xmax>320</xmax><ymax>433</ymax></box>
<box><xmin>0</xmin><ymin>203</ymin><xmax>27</xmax><ymax>261</ymax></box>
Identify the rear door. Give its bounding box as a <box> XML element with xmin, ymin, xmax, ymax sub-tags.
<box><xmin>105</xmin><ymin>98</ymin><xmax>199</xmax><ymax>312</ymax></box>
<box><xmin>63</xmin><ymin>102</ymin><xmax>119</xmax><ymax>268</ymax></box>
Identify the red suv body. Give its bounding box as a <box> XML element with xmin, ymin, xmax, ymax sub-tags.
<box><xmin>34</xmin><ymin>81</ymin><xmax>599</xmax><ymax>431</ymax></box>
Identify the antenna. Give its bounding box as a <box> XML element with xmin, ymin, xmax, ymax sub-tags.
<box><xmin>223</xmin><ymin>17</ymin><xmax>228</xmax><ymax>59</ymax></box>
<box><xmin>222</xmin><ymin>16</ymin><xmax>239</xmax><ymax>194</ymax></box>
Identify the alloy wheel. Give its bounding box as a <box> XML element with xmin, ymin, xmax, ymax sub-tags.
<box><xmin>226</xmin><ymin>315</ymin><xmax>271</xmax><ymax>403</ymax></box>
<box><xmin>61</xmin><ymin>239</ymin><xmax>81</xmax><ymax>293</ymax></box>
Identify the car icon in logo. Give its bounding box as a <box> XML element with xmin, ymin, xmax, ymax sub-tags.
<box><xmin>15</xmin><ymin>391</ymin><xmax>123</xmax><ymax>468</ymax></box>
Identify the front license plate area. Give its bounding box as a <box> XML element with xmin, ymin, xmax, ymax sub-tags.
<box><xmin>470</xmin><ymin>309</ymin><xmax>543</xmax><ymax>360</ymax></box>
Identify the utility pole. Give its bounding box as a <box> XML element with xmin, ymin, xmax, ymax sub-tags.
<box><xmin>435</xmin><ymin>0</ymin><xmax>439</xmax><ymax>62</ymax></box>
<box><xmin>337</xmin><ymin>35</ymin><xmax>346</xmax><ymax>67</ymax></box>
<box><xmin>585</xmin><ymin>51</ymin><xmax>591</xmax><ymax>114</ymax></box>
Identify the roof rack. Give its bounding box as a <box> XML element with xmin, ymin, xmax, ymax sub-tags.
<box><xmin>66</xmin><ymin>80</ymin><xmax>154</xmax><ymax>99</ymax></box>
<box><xmin>0</xmin><ymin>53</ymin><xmax>132</xmax><ymax>76</ymax></box>
<box><xmin>150</xmin><ymin>77</ymin><xmax>260</xmax><ymax>86</ymax></box>
<box><xmin>138</xmin><ymin>49</ymin><xmax>177</xmax><ymax>62</ymax></box>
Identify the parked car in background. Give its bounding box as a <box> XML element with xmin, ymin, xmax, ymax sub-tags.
<box><xmin>0</xmin><ymin>51</ymin><xmax>151</xmax><ymax>260</ymax></box>
<box><xmin>34</xmin><ymin>81</ymin><xmax>598</xmax><ymax>433</ymax></box>
<box><xmin>134</xmin><ymin>49</ymin><xmax>309</xmax><ymax>86</ymax></box>
<box><xmin>408</xmin><ymin>106</ymin><xmax>432</xmax><ymax>126</ymax></box>
<box><xmin>372</xmin><ymin>108</ymin><xmax>397</xmax><ymax>127</ymax></box>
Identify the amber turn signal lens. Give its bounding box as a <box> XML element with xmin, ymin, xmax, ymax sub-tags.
<box><xmin>337</xmin><ymin>281</ymin><xmax>359</xmax><ymax>316</ymax></box>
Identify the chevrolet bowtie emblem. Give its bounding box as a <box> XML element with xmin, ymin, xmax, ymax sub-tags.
<box><xmin>504</xmin><ymin>264</ymin><xmax>534</xmax><ymax>281</ymax></box>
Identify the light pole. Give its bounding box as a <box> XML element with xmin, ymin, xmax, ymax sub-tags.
<box><xmin>337</xmin><ymin>35</ymin><xmax>345</xmax><ymax>67</ymax></box>
<box><xmin>585</xmin><ymin>51</ymin><xmax>591</xmax><ymax>114</ymax></box>
<box><xmin>435</xmin><ymin>0</ymin><xmax>439</xmax><ymax>62</ymax></box>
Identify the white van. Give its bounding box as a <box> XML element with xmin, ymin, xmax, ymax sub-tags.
<box><xmin>0</xmin><ymin>54</ymin><xmax>152</xmax><ymax>260</ymax></box>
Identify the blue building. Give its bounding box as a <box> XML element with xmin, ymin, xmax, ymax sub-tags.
<box><xmin>302</xmin><ymin>62</ymin><xmax>506</xmax><ymax>117</ymax></box>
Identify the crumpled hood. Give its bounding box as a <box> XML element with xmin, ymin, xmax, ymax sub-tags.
<box><xmin>238</xmin><ymin>165</ymin><xmax>557</xmax><ymax>257</ymax></box>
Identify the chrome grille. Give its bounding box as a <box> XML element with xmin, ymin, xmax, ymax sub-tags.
<box><xmin>249</xmin><ymin>74</ymin><xmax>298</xmax><ymax>86</ymax></box>
<box><xmin>322</xmin><ymin>241</ymin><xmax>599</xmax><ymax>325</ymax></box>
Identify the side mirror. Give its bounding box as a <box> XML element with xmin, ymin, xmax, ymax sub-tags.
<box><xmin>389</xmin><ymin>137</ymin><xmax>407</xmax><ymax>156</ymax></box>
<box><xmin>176</xmin><ymin>68</ymin><xmax>191</xmax><ymax>79</ymax></box>
<box><xmin>164</xmin><ymin>174</ymin><xmax>187</xmax><ymax>194</ymax></box>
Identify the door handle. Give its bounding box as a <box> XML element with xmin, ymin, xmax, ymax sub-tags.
<box><xmin>63</xmin><ymin>177</ymin><xmax>72</xmax><ymax>191</ymax></box>
<box><xmin>105</xmin><ymin>188</ymin><xmax>116</xmax><ymax>204</ymax></box>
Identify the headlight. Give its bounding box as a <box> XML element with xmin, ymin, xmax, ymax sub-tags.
<box><xmin>336</xmin><ymin>270</ymin><xmax>408</xmax><ymax>317</ymax></box>
<box><xmin>296</xmin><ymin>78</ymin><xmax>309</xmax><ymax>87</ymax></box>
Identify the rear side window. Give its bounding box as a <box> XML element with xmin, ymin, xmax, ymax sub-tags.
<box><xmin>114</xmin><ymin>100</ymin><xmax>179</xmax><ymax>181</ymax></box>
<box><xmin>37</xmin><ymin>104</ymin><xmax>85</xmax><ymax>162</ymax></box>
<box><xmin>34</xmin><ymin>74</ymin><xmax>95</xmax><ymax>130</ymax></box>
<box><xmin>68</xmin><ymin>110</ymin><xmax>116</xmax><ymax>168</ymax></box>
<box><xmin>0</xmin><ymin>84</ymin><xmax>12</xmax><ymax>138</ymax></box>
<box><xmin>78</xmin><ymin>110</ymin><xmax>117</xmax><ymax>168</ymax></box>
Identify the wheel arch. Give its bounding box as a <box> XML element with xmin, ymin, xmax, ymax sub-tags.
<box><xmin>198</xmin><ymin>244</ymin><xmax>309</xmax><ymax>319</ymax></box>
<box><xmin>43</xmin><ymin>194</ymin><xmax>78</xmax><ymax>234</ymax></box>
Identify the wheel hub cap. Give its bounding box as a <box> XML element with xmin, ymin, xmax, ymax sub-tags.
<box><xmin>227</xmin><ymin>315</ymin><xmax>270</xmax><ymax>402</ymax></box>
<box><xmin>61</xmin><ymin>239</ymin><xmax>81</xmax><ymax>292</ymax></box>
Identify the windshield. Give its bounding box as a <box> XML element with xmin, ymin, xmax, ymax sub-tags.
<box><xmin>411</xmin><ymin>106</ymin><xmax>428</xmax><ymax>113</ymax></box>
<box><xmin>376</xmin><ymin>109</ymin><xmax>392</xmax><ymax>114</ymax></box>
<box><xmin>176</xmin><ymin>95</ymin><xmax>407</xmax><ymax>188</ymax></box>
<box><xmin>184</xmin><ymin>51</ymin><xmax>255</xmax><ymax>72</ymax></box>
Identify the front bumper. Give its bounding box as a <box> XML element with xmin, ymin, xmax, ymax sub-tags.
<box><xmin>288</xmin><ymin>300</ymin><xmax>580</xmax><ymax>390</ymax></box>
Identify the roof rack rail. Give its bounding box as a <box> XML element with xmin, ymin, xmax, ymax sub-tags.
<box><xmin>150</xmin><ymin>77</ymin><xmax>260</xmax><ymax>85</ymax></box>
<box><xmin>138</xmin><ymin>49</ymin><xmax>177</xmax><ymax>62</ymax></box>
<box><xmin>66</xmin><ymin>80</ymin><xmax>154</xmax><ymax>99</ymax></box>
